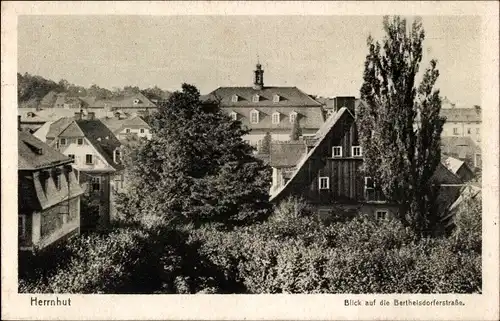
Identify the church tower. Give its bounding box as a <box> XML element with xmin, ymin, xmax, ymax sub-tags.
<box><xmin>253</xmin><ymin>62</ymin><xmax>264</xmax><ymax>90</ymax></box>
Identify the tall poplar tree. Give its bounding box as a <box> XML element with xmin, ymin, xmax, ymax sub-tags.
<box><xmin>358</xmin><ymin>16</ymin><xmax>445</xmax><ymax>235</ymax></box>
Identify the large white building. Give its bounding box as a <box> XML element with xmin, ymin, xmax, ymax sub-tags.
<box><xmin>203</xmin><ymin>63</ymin><xmax>325</xmax><ymax>149</ymax></box>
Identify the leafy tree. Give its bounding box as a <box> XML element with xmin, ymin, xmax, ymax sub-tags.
<box><xmin>358</xmin><ymin>16</ymin><xmax>445</xmax><ymax>236</ymax></box>
<box><xmin>17</xmin><ymin>72</ymin><xmax>64</xmax><ymax>103</ymax></box>
<box><xmin>116</xmin><ymin>84</ymin><xmax>272</xmax><ymax>227</ymax></box>
<box><xmin>259</xmin><ymin>132</ymin><xmax>272</xmax><ymax>154</ymax></box>
<box><xmin>290</xmin><ymin>118</ymin><xmax>302</xmax><ymax>141</ymax></box>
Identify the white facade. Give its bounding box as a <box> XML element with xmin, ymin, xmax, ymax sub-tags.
<box><xmin>442</xmin><ymin>122</ymin><xmax>481</xmax><ymax>143</ymax></box>
<box><xmin>116</xmin><ymin>126</ymin><xmax>152</xmax><ymax>140</ymax></box>
<box><xmin>58</xmin><ymin>137</ymin><xmax>115</xmax><ymax>172</ymax></box>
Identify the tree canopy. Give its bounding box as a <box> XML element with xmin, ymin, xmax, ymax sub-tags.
<box><xmin>116</xmin><ymin>84</ymin><xmax>272</xmax><ymax>228</ymax></box>
<box><xmin>358</xmin><ymin>16</ymin><xmax>445</xmax><ymax>235</ymax></box>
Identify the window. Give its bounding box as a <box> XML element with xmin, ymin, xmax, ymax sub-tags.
<box><xmin>231</xmin><ymin>95</ymin><xmax>239</xmax><ymax>103</ymax></box>
<box><xmin>68</xmin><ymin>154</ymin><xmax>75</xmax><ymax>160</ymax></box>
<box><xmin>352</xmin><ymin>146</ymin><xmax>362</xmax><ymax>157</ymax></box>
<box><xmin>319</xmin><ymin>177</ymin><xmax>330</xmax><ymax>190</ymax></box>
<box><xmin>230</xmin><ymin>112</ymin><xmax>237</xmax><ymax>121</ymax></box>
<box><xmin>133</xmin><ymin>99</ymin><xmax>140</xmax><ymax>105</ymax></box>
<box><xmin>476</xmin><ymin>128</ymin><xmax>480</xmax><ymax>134</ymax></box>
<box><xmin>453</xmin><ymin>127</ymin><xmax>459</xmax><ymax>135</ymax></box>
<box><xmin>113</xmin><ymin>148</ymin><xmax>121</xmax><ymax>164</ymax></box>
<box><xmin>332</xmin><ymin>146</ymin><xmax>343</xmax><ymax>157</ymax></box>
<box><xmin>289</xmin><ymin>112</ymin><xmax>297</xmax><ymax>124</ymax></box>
<box><xmin>475</xmin><ymin>153</ymin><xmax>482</xmax><ymax>168</ymax></box>
<box><xmin>467</xmin><ymin>128</ymin><xmax>471</xmax><ymax>135</ymax></box>
<box><xmin>125</xmin><ymin>128</ymin><xmax>131</xmax><ymax>133</ymax></box>
<box><xmin>252</xmin><ymin>94</ymin><xmax>260</xmax><ymax>103</ymax></box>
<box><xmin>250</xmin><ymin>110</ymin><xmax>259</xmax><ymax>124</ymax></box>
<box><xmin>77</xmin><ymin>138</ymin><xmax>83</xmax><ymax>145</ymax></box>
<box><xmin>85</xmin><ymin>154</ymin><xmax>93</xmax><ymax>164</ymax></box>
<box><xmin>375</xmin><ymin>210</ymin><xmax>388</xmax><ymax>221</ymax></box>
<box><xmin>273</xmin><ymin>94</ymin><xmax>280</xmax><ymax>103</ymax></box>
<box><xmin>140</xmin><ymin>128</ymin><xmax>145</xmax><ymax>134</ymax></box>
<box><xmin>60</xmin><ymin>138</ymin><xmax>67</xmax><ymax>146</ymax></box>
<box><xmin>365</xmin><ymin>177</ymin><xmax>374</xmax><ymax>189</ymax></box>
<box><xmin>272</xmin><ymin>112</ymin><xmax>280</xmax><ymax>124</ymax></box>
<box><xmin>91</xmin><ymin>176</ymin><xmax>101</xmax><ymax>192</ymax></box>
<box><xmin>54</xmin><ymin>175</ymin><xmax>61</xmax><ymax>190</ymax></box>
<box><xmin>18</xmin><ymin>215</ymin><xmax>27</xmax><ymax>239</ymax></box>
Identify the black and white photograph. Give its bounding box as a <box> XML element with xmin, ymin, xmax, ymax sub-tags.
<box><xmin>2</xmin><ymin>1</ymin><xmax>499</xmax><ymax>320</ymax></box>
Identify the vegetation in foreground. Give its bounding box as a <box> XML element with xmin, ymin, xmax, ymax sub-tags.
<box><xmin>19</xmin><ymin>196</ymin><xmax>481</xmax><ymax>294</ymax></box>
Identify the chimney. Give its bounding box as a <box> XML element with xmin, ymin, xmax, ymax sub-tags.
<box><xmin>88</xmin><ymin>112</ymin><xmax>95</xmax><ymax>120</ymax></box>
<box><xmin>18</xmin><ymin>115</ymin><xmax>21</xmax><ymax>131</ymax></box>
<box><xmin>74</xmin><ymin>112</ymin><xmax>82</xmax><ymax>120</ymax></box>
<box><xmin>334</xmin><ymin>96</ymin><xmax>356</xmax><ymax>115</ymax></box>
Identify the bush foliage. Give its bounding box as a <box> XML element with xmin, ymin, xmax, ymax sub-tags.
<box><xmin>20</xmin><ymin>196</ymin><xmax>481</xmax><ymax>294</ymax></box>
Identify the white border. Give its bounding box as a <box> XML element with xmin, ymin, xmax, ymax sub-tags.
<box><xmin>2</xmin><ymin>1</ymin><xmax>499</xmax><ymax>320</ymax></box>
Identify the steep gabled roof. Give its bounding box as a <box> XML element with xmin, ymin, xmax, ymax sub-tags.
<box><xmin>18</xmin><ymin>130</ymin><xmax>72</xmax><ymax>170</ymax></box>
<box><xmin>270</xmin><ymin>141</ymin><xmax>308</xmax><ymax>168</ymax></box>
<box><xmin>443</xmin><ymin>156</ymin><xmax>466</xmax><ymax>175</ymax></box>
<box><xmin>75</xmin><ymin>119</ymin><xmax>124</xmax><ymax>171</ymax></box>
<box><xmin>270</xmin><ymin>107</ymin><xmax>352</xmax><ymax>201</ymax></box>
<box><xmin>46</xmin><ymin>117</ymin><xmax>75</xmax><ymax>139</ymax></box>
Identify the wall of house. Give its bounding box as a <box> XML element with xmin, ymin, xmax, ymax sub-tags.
<box><xmin>442</xmin><ymin>122</ymin><xmax>481</xmax><ymax>143</ymax></box>
<box><xmin>59</xmin><ymin>137</ymin><xmax>115</xmax><ymax>172</ymax></box>
<box><xmin>315</xmin><ymin>203</ymin><xmax>400</xmax><ymax>221</ymax></box>
<box><xmin>37</xmin><ymin>197</ymin><xmax>80</xmax><ymax>249</ymax></box>
<box><xmin>116</xmin><ymin>127</ymin><xmax>152</xmax><ymax>140</ymax></box>
<box><xmin>79</xmin><ymin>171</ymin><xmax>117</xmax><ymax>229</ymax></box>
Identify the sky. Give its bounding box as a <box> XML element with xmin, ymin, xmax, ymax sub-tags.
<box><xmin>18</xmin><ymin>15</ymin><xmax>481</xmax><ymax>106</ymax></box>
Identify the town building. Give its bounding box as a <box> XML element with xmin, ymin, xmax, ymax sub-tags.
<box><xmin>269</xmin><ymin>104</ymin><xmax>464</xmax><ymax>222</ymax></box>
<box><xmin>204</xmin><ymin>63</ymin><xmax>325</xmax><ymax>149</ymax></box>
<box><xmin>443</xmin><ymin>156</ymin><xmax>475</xmax><ymax>182</ymax></box>
<box><xmin>440</xmin><ymin>106</ymin><xmax>481</xmax><ymax>143</ymax></box>
<box><xmin>100</xmin><ymin>114</ymin><xmax>152</xmax><ymax>140</ymax></box>
<box><xmin>44</xmin><ymin>112</ymin><xmax>125</xmax><ymax>229</ymax></box>
<box><xmin>18</xmin><ymin>129</ymin><xmax>83</xmax><ymax>252</ymax></box>
<box><xmin>81</xmin><ymin>92</ymin><xmax>157</xmax><ymax>116</ymax></box>
<box><xmin>441</xmin><ymin>136</ymin><xmax>482</xmax><ymax>170</ymax></box>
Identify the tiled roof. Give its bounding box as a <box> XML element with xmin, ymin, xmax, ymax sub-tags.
<box><xmin>18</xmin><ymin>130</ymin><xmax>72</xmax><ymax>170</ymax></box>
<box><xmin>82</xmin><ymin>92</ymin><xmax>157</xmax><ymax>109</ymax></box>
<box><xmin>33</xmin><ymin>121</ymin><xmax>54</xmax><ymax>142</ymax></box>
<box><xmin>206</xmin><ymin>86</ymin><xmax>323</xmax><ymax>107</ymax></box>
<box><xmin>75</xmin><ymin>119</ymin><xmax>124</xmax><ymax>171</ymax></box>
<box><xmin>46</xmin><ymin>117</ymin><xmax>75</xmax><ymax>139</ymax></box>
<box><xmin>443</xmin><ymin>156</ymin><xmax>465</xmax><ymax>175</ymax></box>
<box><xmin>440</xmin><ymin>108</ymin><xmax>481</xmax><ymax>123</ymax></box>
<box><xmin>100</xmin><ymin>115</ymin><xmax>150</xmax><ymax>134</ymax></box>
<box><xmin>269</xmin><ymin>141</ymin><xmax>307</xmax><ymax>168</ymax></box>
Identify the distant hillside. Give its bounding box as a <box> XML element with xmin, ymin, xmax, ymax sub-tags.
<box><xmin>17</xmin><ymin>72</ymin><xmax>171</xmax><ymax>108</ymax></box>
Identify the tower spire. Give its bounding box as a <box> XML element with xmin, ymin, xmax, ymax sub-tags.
<box><xmin>253</xmin><ymin>59</ymin><xmax>264</xmax><ymax>90</ymax></box>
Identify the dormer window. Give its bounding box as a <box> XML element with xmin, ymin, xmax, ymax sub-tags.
<box><xmin>230</xmin><ymin>112</ymin><xmax>237</xmax><ymax>121</ymax></box>
<box><xmin>252</xmin><ymin>94</ymin><xmax>260</xmax><ymax>103</ymax></box>
<box><xmin>272</xmin><ymin>112</ymin><xmax>280</xmax><ymax>124</ymax></box>
<box><xmin>289</xmin><ymin>112</ymin><xmax>298</xmax><ymax>124</ymax></box>
<box><xmin>133</xmin><ymin>99</ymin><xmax>140</xmax><ymax>105</ymax></box>
<box><xmin>250</xmin><ymin>110</ymin><xmax>259</xmax><ymax>124</ymax></box>
<box><xmin>231</xmin><ymin>95</ymin><xmax>239</xmax><ymax>103</ymax></box>
<box><xmin>273</xmin><ymin>94</ymin><xmax>280</xmax><ymax>103</ymax></box>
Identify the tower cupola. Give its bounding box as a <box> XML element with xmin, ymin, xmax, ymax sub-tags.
<box><xmin>253</xmin><ymin>62</ymin><xmax>264</xmax><ymax>90</ymax></box>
